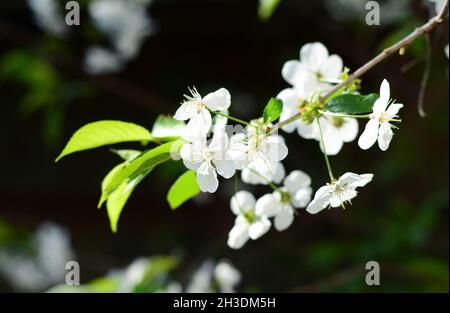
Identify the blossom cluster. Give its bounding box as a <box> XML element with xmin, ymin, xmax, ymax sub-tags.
<box><xmin>171</xmin><ymin>42</ymin><xmax>403</xmax><ymax>249</ymax></box>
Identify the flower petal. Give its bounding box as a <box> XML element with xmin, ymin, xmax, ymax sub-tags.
<box><xmin>358</xmin><ymin>119</ymin><xmax>379</xmax><ymax>150</ymax></box>
<box><xmin>300</xmin><ymin>42</ymin><xmax>329</xmax><ymax>73</ymax></box>
<box><xmin>281</xmin><ymin>60</ymin><xmax>306</xmax><ymax>86</ymax></box>
<box><xmin>255</xmin><ymin>193</ymin><xmax>282</xmax><ymax>217</ymax></box>
<box><xmin>214</xmin><ymin>158</ymin><xmax>236</xmax><ymax>179</ymax></box>
<box><xmin>385</xmin><ymin>103</ymin><xmax>403</xmax><ymax>118</ymax></box>
<box><xmin>274</xmin><ymin>205</ymin><xmax>294</xmax><ymax>231</ymax></box>
<box><xmin>378</xmin><ymin>122</ymin><xmax>393</xmax><ymax>151</ymax></box>
<box><xmin>180</xmin><ymin>143</ymin><xmax>201</xmax><ymax>170</ymax></box>
<box><xmin>228</xmin><ymin>133</ymin><xmax>248</xmax><ymax>169</ymax></box>
<box><xmin>186</xmin><ymin>109</ymin><xmax>212</xmax><ymax>137</ymax></box>
<box><xmin>339</xmin><ymin>118</ymin><xmax>359</xmax><ymax>143</ymax></box>
<box><xmin>197</xmin><ymin>170</ymin><xmax>219</xmax><ymax>193</ymax></box>
<box><xmin>227</xmin><ymin>221</ymin><xmax>250</xmax><ymax>249</ymax></box>
<box><xmin>373</xmin><ymin>79</ymin><xmax>390</xmax><ymax>115</ymax></box>
<box><xmin>339</xmin><ymin>172</ymin><xmax>373</xmax><ymax>188</ymax></box>
<box><xmin>292</xmin><ymin>187</ymin><xmax>312</xmax><ymax>208</ymax></box>
<box><xmin>230</xmin><ymin>191</ymin><xmax>255</xmax><ymax>216</ymax></box>
<box><xmin>209</xmin><ymin>130</ymin><xmax>228</xmax><ymax>155</ymax></box>
<box><xmin>283</xmin><ymin>170</ymin><xmax>311</xmax><ymax>194</ymax></box>
<box><xmin>273</xmin><ymin>162</ymin><xmax>286</xmax><ymax>184</ymax></box>
<box><xmin>248</xmin><ymin>218</ymin><xmax>271</xmax><ymax>240</ymax></box>
<box><xmin>306</xmin><ymin>185</ymin><xmax>333</xmax><ymax>214</ymax></box>
<box><xmin>297</xmin><ymin>119</ymin><xmax>320</xmax><ymax>140</ymax></box>
<box><xmin>261</xmin><ymin>135</ymin><xmax>288</xmax><ymax>162</ymax></box>
<box><xmin>203</xmin><ymin>88</ymin><xmax>231</xmax><ymax>111</ymax></box>
<box><xmin>321</xmin><ymin>124</ymin><xmax>344</xmax><ymax>156</ymax></box>
<box><xmin>174</xmin><ymin>102</ymin><xmax>193</xmax><ymax>120</ymax></box>
<box><xmin>319</xmin><ymin>54</ymin><xmax>343</xmax><ymax>79</ymax></box>
<box><xmin>278</xmin><ymin>88</ymin><xmax>299</xmax><ymax>133</ymax></box>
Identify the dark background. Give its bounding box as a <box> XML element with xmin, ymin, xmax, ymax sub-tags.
<box><xmin>0</xmin><ymin>0</ymin><xmax>448</xmax><ymax>292</ymax></box>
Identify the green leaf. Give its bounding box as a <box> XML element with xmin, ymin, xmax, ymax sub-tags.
<box><xmin>151</xmin><ymin>115</ymin><xmax>185</xmax><ymax>141</ymax></box>
<box><xmin>110</xmin><ymin>149</ymin><xmax>142</xmax><ymax>162</ymax></box>
<box><xmin>106</xmin><ymin>170</ymin><xmax>149</xmax><ymax>233</ymax></box>
<box><xmin>99</xmin><ymin>140</ymin><xmax>184</xmax><ymax>210</ymax></box>
<box><xmin>167</xmin><ymin>170</ymin><xmax>200</xmax><ymax>209</ymax></box>
<box><xmin>56</xmin><ymin>120</ymin><xmax>155</xmax><ymax>162</ymax></box>
<box><xmin>258</xmin><ymin>0</ymin><xmax>282</xmax><ymax>21</ymax></box>
<box><xmin>324</xmin><ymin>93</ymin><xmax>379</xmax><ymax>114</ymax></box>
<box><xmin>263</xmin><ymin>98</ymin><xmax>283</xmax><ymax>124</ymax></box>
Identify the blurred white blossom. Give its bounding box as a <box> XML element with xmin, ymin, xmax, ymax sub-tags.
<box><xmin>214</xmin><ymin>260</ymin><xmax>241</xmax><ymax>293</ymax></box>
<box><xmin>0</xmin><ymin>222</ymin><xmax>75</xmax><ymax>292</ymax></box>
<box><xmin>27</xmin><ymin>0</ymin><xmax>67</xmax><ymax>36</ymax></box>
<box><xmin>186</xmin><ymin>259</ymin><xmax>241</xmax><ymax>293</ymax></box>
<box><xmin>89</xmin><ymin>0</ymin><xmax>155</xmax><ymax>60</ymax></box>
<box><xmin>84</xmin><ymin>46</ymin><xmax>124</xmax><ymax>75</ymax></box>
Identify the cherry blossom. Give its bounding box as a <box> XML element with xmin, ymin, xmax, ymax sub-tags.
<box><xmin>174</xmin><ymin>88</ymin><xmax>231</xmax><ymax>137</ymax></box>
<box><xmin>227</xmin><ymin>191</ymin><xmax>271</xmax><ymax>249</ymax></box>
<box><xmin>358</xmin><ymin>79</ymin><xmax>403</xmax><ymax>151</ymax></box>
<box><xmin>306</xmin><ymin>172</ymin><xmax>373</xmax><ymax>214</ymax></box>
<box><xmin>282</xmin><ymin>42</ymin><xmax>344</xmax><ymax>92</ymax></box>
<box><xmin>255</xmin><ymin>170</ymin><xmax>312</xmax><ymax>231</ymax></box>
<box><xmin>180</xmin><ymin>130</ymin><xmax>235</xmax><ymax>193</ymax></box>
<box><xmin>228</xmin><ymin>120</ymin><xmax>288</xmax><ymax>183</ymax></box>
<box><xmin>320</xmin><ymin>116</ymin><xmax>359</xmax><ymax>155</ymax></box>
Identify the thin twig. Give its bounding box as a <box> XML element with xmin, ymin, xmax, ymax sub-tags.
<box><xmin>418</xmin><ymin>34</ymin><xmax>432</xmax><ymax>117</ymax></box>
<box><xmin>270</xmin><ymin>0</ymin><xmax>449</xmax><ymax>133</ymax></box>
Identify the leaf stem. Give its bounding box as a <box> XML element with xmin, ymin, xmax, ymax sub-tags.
<box><xmin>316</xmin><ymin>119</ymin><xmax>335</xmax><ymax>181</ymax></box>
<box><xmin>318</xmin><ymin>110</ymin><xmax>371</xmax><ymax>119</ymax></box>
<box><xmin>213</xmin><ymin>110</ymin><xmax>252</xmax><ymax>126</ymax></box>
<box><xmin>247</xmin><ymin>168</ymin><xmax>279</xmax><ymax>191</ymax></box>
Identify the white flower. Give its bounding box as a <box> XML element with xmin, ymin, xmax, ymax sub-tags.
<box><xmin>84</xmin><ymin>46</ymin><xmax>124</xmax><ymax>75</ymax></box>
<box><xmin>89</xmin><ymin>0</ymin><xmax>154</xmax><ymax>59</ymax></box>
<box><xmin>306</xmin><ymin>172</ymin><xmax>373</xmax><ymax>214</ymax></box>
<box><xmin>282</xmin><ymin>42</ymin><xmax>343</xmax><ymax>92</ymax></box>
<box><xmin>255</xmin><ymin>170</ymin><xmax>312</xmax><ymax>231</ymax></box>
<box><xmin>228</xmin><ymin>120</ymin><xmax>288</xmax><ymax>183</ymax></box>
<box><xmin>320</xmin><ymin>116</ymin><xmax>359</xmax><ymax>155</ymax></box>
<box><xmin>214</xmin><ymin>261</ymin><xmax>241</xmax><ymax>293</ymax></box>
<box><xmin>227</xmin><ymin>191</ymin><xmax>271</xmax><ymax>249</ymax></box>
<box><xmin>358</xmin><ymin>79</ymin><xmax>403</xmax><ymax>151</ymax></box>
<box><xmin>180</xmin><ymin>130</ymin><xmax>235</xmax><ymax>193</ymax></box>
<box><xmin>175</xmin><ymin>88</ymin><xmax>231</xmax><ymax>138</ymax></box>
<box><xmin>186</xmin><ymin>260</ymin><xmax>215</xmax><ymax>293</ymax></box>
<box><xmin>27</xmin><ymin>0</ymin><xmax>67</xmax><ymax>36</ymax></box>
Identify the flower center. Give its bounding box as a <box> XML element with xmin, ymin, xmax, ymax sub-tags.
<box><xmin>280</xmin><ymin>191</ymin><xmax>291</xmax><ymax>203</ymax></box>
<box><xmin>243</xmin><ymin>210</ymin><xmax>256</xmax><ymax>223</ymax></box>
<box><xmin>331</xmin><ymin>117</ymin><xmax>345</xmax><ymax>128</ymax></box>
<box><xmin>296</xmin><ymin>98</ymin><xmax>307</xmax><ymax>112</ymax></box>
<box><xmin>194</xmin><ymin>100</ymin><xmax>205</xmax><ymax>112</ymax></box>
<box><xmin>379</xmin><ymin>112</ymin><xmax>390</xmax><ymax>123</ymax></box>
<box><xmin>201</xmin><ymin>147</ymin><xmax>214</xmax><ymax>163</ymax></box>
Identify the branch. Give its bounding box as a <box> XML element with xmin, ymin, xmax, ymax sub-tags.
<box><xmin>271</xmin><ymin>0</ymin><xmax>449</xmax><ymax>133</ymax></box>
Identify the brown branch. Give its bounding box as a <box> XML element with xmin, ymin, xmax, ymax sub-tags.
<box><xmin>271</xmin><ymin>0</ymin><xmax>449</xmax><ymax>133</ymax></box>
